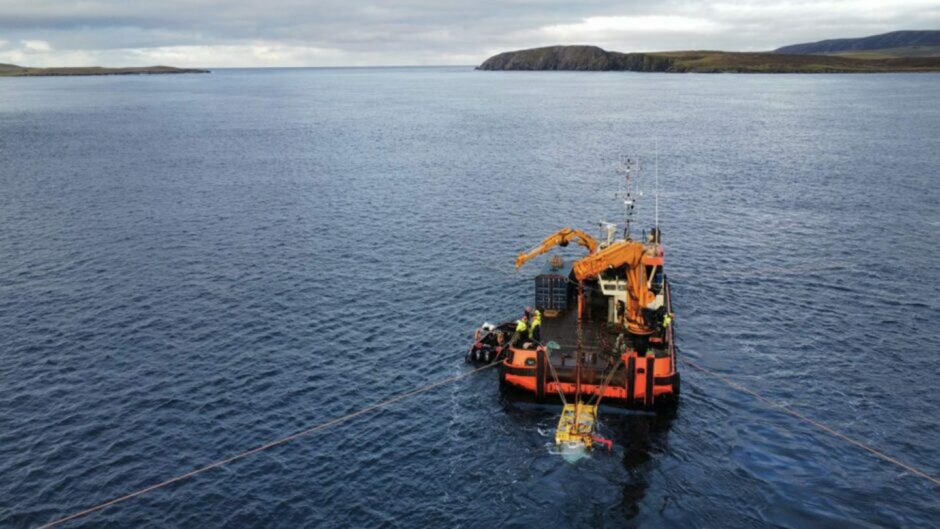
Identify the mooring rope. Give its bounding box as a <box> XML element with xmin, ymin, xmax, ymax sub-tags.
<box><xmin>683</xmin><ymin>357</ymin><xmax>940</xmax><ymax>487</ymax></box>
<box><xmin>36</xmin><ymin>362</ymin><xmax>500</xmax><ymax>529</ymax></box>
<box><xmin>37</xmin><ymin>354</ymin><xmax>938</xmax><ymax>528</ymax></box>
<box><xmin>540</xmin><ymin>346</ymin><xmax>567</xmax><ymax>404</ymax></box>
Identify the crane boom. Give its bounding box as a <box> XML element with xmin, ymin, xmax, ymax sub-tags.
<box><xmin>572</xmin><ymin>240</ymin><xmax>645</xmax><ymax>281</ymax></box>
<box><xmin>515</xmin><ymin>228</ymin><xmax>599</xmax><ymax>269</ymax></box>
<box><xmin>573</xmin><ymin>240</ymin><xmax>658</xmax><ymax>335</ymax></box>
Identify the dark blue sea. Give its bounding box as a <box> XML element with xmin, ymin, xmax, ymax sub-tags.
<box><xmin>2</xmin><ymin>67</ymin><xmax>939</xmax><ymax>528</ymax></box>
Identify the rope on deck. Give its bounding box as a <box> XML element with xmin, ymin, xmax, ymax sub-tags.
<box><xmin>683</xmin><ymin>357</ymin><xmax>940</xmax><ymax>487</ymax></box>
<box><xmin>36</xmin><ymin>362</ymin><xmax>500</xmax><ymax>528</ymax></box>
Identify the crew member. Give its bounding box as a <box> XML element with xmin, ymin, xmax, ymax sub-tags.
<box><xmin>662</xmin><ymin>312</ymin><xmax>673</xmax><ymax>333</ymax></box>
<box><xmin>512</xmin><ymin>314</ymin><xmax>529</xmax><ymax>347</ymax></box>
<box><xmin>529</xmin><ymin>309</ymin><xmax>542</xmax><ymax>342</ymax></box>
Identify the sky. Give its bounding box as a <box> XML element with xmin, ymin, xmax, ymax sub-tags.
<box><xmin>1</xmin><ymin>0</ymin><xmax>938</xmax><ymax>67</ymax></box>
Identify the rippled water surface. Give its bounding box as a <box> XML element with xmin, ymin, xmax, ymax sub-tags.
<box><xmin>2</xmin><ymin>68</ymin><xmax>939</xmax><ymax>528</ymax></box>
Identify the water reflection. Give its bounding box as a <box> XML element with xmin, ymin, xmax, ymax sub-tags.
<box><xmin>605</xmin><ymin>407</ymin><xmax>677</xmax><ymax>520</ymax></box>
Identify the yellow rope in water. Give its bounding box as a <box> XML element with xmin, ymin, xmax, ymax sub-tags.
<box><xmin>684</xmin><ymin>357</ymin><xmax>940</xmax><ymax>487</ymax></box>
<box><xmin>36</xmin><ymin>362</ymin><xmax>500</xmax><ymax>528</ymax></box>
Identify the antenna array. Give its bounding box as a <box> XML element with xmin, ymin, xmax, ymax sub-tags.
<box><xmin>615</xmin><ymin>155</ymin><xmax>640</xmax><ymax>240</ymax></box>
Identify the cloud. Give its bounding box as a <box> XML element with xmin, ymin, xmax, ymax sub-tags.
<box><xmin>0</xmin><ymin>0</ymin><xmax>936</xmax><ymax>66</ymax></box>
<box><xmin>535</xmin><ymin>15</ymin><xmax>726</xmax><ymax>52</ymax></box>
<box><xmin>22</xmin><ymin>39</ymin><xmax>52</xmax><ymax>52</ymax></box>
<box><xmin>543</xmin><ymin>15</ymin><xmax>724</xmax><ymax>37</ymax></box>
<box><xmin>126</xmin><ymin>43</ymin><xmax>352</xmax><ymax>68</ymax></box>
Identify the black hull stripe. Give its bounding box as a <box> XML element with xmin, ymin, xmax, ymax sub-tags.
<box><xmin>654</xmin><ymin>374</ymin><xmax>676</xmax><ymax>386</ymax></box>
<box><xmin>626</xmin><ymin>356</ymin><xmax>636</xmax><ymax>407</ymax></box>
<box><xmin>504</xmin><ymin>366</ymin><xmax>675</xmax><ymax>387</ymax></box>
<box><xmin>503</xmin><ymin>365</ymin><xmax>537</xmax><ymax>377</ymax></box>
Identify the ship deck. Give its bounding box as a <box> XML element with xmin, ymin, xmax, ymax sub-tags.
<box><xmin>539</xmin><ymin>308</ymin><xmax>669</xmax><ymax>387</ymax></box>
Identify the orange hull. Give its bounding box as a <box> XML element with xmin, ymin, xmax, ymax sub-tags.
<box><xmin>499</xmin><ymin>338</ymin><xmax>678</xmax><ymax>409</ymax></box>
<box><xmin>498</xmin><ymin>278</ymin><xmax>679</xmax><ymax>409</ymax></box>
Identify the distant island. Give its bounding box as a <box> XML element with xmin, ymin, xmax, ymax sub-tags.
<box><xmin>774</xmin><ymin>30</ymin><xmax>940</xmax><ymax>58</ymax></box>
<box><xmin>0</xmin><ymin>64</ymin><xmax>210</xmax><ymax>77</ymax></box>
<box><xmin>478</xmin><ymin>30</ymin><xmax>940</xmax><ymax>73</ymax></box>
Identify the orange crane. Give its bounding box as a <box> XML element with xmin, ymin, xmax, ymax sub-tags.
<box><xmin>514</xmin><ymin>228</ymin><xmax>599</xmax><ymax>269</ymax></box>
<box><xmin>573</xmin><ymin>240</ymin><xmax>659</xmax><ymax>335</ymax></box>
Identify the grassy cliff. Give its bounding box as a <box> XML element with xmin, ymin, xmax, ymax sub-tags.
<box><xmin>654</xmin><ymin>50</ymin><xmax>940</xmax><ymax>73</ymax></box>
<box><xmin>477</xmin><ymin>46</ymin><xmax>940</xmax><ymax>73</ymax></box>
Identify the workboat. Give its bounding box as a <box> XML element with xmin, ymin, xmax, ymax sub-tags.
<box><xmin>469</xmin><ymin>158</ymin><xmax>679</xmax><ymax>424</ymax></box>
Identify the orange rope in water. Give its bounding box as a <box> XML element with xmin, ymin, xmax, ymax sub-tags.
<box><xmin>37</xmin><ymin>362</ymin><xmax>500</xmax><ymax>529</ymax></box>
<box><xmin>683</xmin><ymin>357</ymin><xmax>940</xmax><ymax>487</ymax></box>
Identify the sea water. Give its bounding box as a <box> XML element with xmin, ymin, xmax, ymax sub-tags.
<box><xmin>2</xmin><ymin>67</ymin><xmax>939</xmax><ymax>528</ymax></box>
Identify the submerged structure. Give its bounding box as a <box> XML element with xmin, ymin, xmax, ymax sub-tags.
<box><xmin>469</xmin><ymin>158</ymin><xmax>678</xmax><ymax>448</ymax></box>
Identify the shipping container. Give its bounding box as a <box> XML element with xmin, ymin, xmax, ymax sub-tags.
<box><xmin>534</xmin><ymin>274</ymin><xmax>568</xmax><ymax>312</ymax></box>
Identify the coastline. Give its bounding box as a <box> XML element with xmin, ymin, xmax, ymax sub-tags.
<box><xmin>0</xmin><ymin>64</ymin><xmax>210</xmax><ymax>77</ymax></box>
<box><xmin>476</xmin><ymin>46</ymin><xmax>940</xmax><ymax>73</ymax></box>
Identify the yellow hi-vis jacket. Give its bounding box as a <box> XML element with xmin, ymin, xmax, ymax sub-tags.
<box><xmin>515</xmin><ymin>319</ymin><xmax>528</xmax><ymax>333</ymax></box>
<box><xmin>529</xmin><ymin>311</ymin><xmax>542</xmax><ymax>337</ymax></box>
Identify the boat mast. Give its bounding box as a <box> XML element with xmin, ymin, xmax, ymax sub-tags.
<box><xmin>654</xmin><ymin>140</ymin><xmax>659</xmax><ymax>239</ymax></box>
<box><xmin>616</xmin><ymin>156</ymin><xmax>639</xmax><ymax>241</ymax></box>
